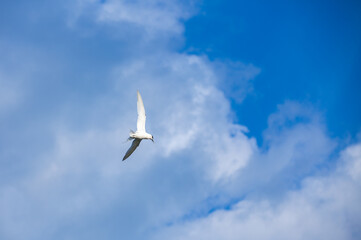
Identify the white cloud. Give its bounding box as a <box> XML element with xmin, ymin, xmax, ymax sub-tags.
<box><xmin>342</xmin><ymin>143</ymin><xmax>361</xmax><ymax>182</ymax></box>
<box><xmin>0</xmin><ymin>49</ymin><xmax>259</xmax><ymax>239</ymax></box>
<box><xmin>153</xmin><ymin>142</ymin><xmax>361</xmax><ymax>240</ymax></box>
<box><xmin>109</xmin><ymin>53</ymin><xmax>258</xmax><ymax>181</ymax></box>
<box><xmin>97</xmin><ymin>0</ymin><xmax>192</xmax><ymax>34</ymax></box>
<box><xmin>0</xmin><ymin>1</ymin><xmax>360</xmax><ymax>240</ymax></box>
<box><xmin>68</xmin><ymin>0</ymin><xmax>196</xmax><ymax>39</ymax></box>
<box><xmin>0</xmin><ymin>46</ymin><xmax>349</xmax><ymax>239</ymax></box>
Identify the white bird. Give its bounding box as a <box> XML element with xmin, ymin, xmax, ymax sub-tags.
<box><xmin>123</xmin><ymin>91</ymin><xmax>154</xmax><ymax>161</ymax></box>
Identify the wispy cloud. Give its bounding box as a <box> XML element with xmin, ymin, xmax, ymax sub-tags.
<box><xmin>153</xmin><ymin>142</ymin><xmax>361</xmax><ymax>240</ymax></box>
<box><xmin>213</xmin><ymin>60</ymin><xmax>261</xmax><ymax>103</ymax></box>
<box><xmin>68</xmin><ymin>0</ymin><xmax>196</xmax><ymax>39</ymax></box>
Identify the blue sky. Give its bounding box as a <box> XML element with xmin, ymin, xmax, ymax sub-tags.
<box><xmin>182</xmin><ymin>0</ymin><xmax>361</xmax><ymax>142</ymax></box>
<box><xmin>0</xmin><ymin>1</ymin><xmax>360</xmax><ymax>239</ymax></box>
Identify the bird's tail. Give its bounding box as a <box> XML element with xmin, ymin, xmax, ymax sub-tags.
<box><xmin>123</xmin><ymin>130</ymin><xmax>135</xmax><ymax>143</ymax></box>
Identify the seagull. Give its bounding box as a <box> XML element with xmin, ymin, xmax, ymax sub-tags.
<box><xmin>123</xmin><ymin>91</ymin><xmax>154</xmax><ymax>161</ymax></box>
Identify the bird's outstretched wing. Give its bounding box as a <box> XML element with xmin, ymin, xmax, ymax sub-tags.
<box><xmin>137</xmin><ymin>91</ymin><xmax>146</xmax><ymax>133</ymax></box>
<box><xmin>123</xmin><ymin>139</ymin><xmax>142</xmax><ymax>161</ymax></box>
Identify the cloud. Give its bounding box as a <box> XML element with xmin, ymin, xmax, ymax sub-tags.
<box><xmin>0</xmin><ymin>1</ymin><xmax>360</xmax><ymax>240</ymax></box>
<box><xmin>96</xmin><ymin>0</ymin><xmax>193</xmax><ymax>34</ymax></box>
<box><xmin>67</xmin><ymin>0</ymin><xmax>197</xmax><ymax>40</ymax></box>
<box><xmin>0</xmin><ymin>45</ymin><xmax>259</xmax><ymax>240</ymax></box>
<box><xmin>213</xmin><ymin>60</ymin><xmax>261</xmax><ymax>103</ymax></box>
<box><xmin>0</xmin><ymin>48</ymin><xmax>351</xmax><ymax>239</ymax></box>
<box><xmin>109</xmin><ymin>53</ymin><xmax>258</xmax><ymax>181</ymax></box>
<box><xmin>153</xmin><ymin>142</ymin><xmax>361</xmax><ymax>240</ymax></box>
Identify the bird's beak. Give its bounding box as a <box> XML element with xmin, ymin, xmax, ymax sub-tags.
<box><xmin>151</xmin><ymin>138</ymin><xmax>154</xmax><ymax>143</ymax></box>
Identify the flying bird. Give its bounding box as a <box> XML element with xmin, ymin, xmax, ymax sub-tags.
<box><xmin>123</xmin><ymin>91</ymin><xmax>154</xmax><ymax>161</ymax></box>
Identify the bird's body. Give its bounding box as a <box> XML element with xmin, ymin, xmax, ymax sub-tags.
<box><xmin>123</xmin><ymin>91</ymin><xmax>154</xmax><ymax>161</ymax></box>
<box><xmin>129</xmin><ymin>131</ymin><xmax>153</xmax><ymax>140</ymax></box>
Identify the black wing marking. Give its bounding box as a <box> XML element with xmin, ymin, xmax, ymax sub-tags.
<box><xmin>123</xmin><ymin>139</ymin><xmax>142</xmax><ymax>161</ymax></box>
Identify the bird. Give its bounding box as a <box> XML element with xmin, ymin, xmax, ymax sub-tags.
<box><xmin>123</xmin><ymin>91</ymin><xmax>154</xmax><ymax>161</ymax></box>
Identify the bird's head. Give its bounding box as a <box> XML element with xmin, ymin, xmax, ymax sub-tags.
<box><xmin>151</xmin><ymin>135</ymin><xmax>154</xmax><ymax>143</ymax></box>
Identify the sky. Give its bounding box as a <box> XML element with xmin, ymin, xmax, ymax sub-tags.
<box><xmin>0</xmin><ymin>0</ymin><xmax>360</xmax><ymax>239</ymax></box>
